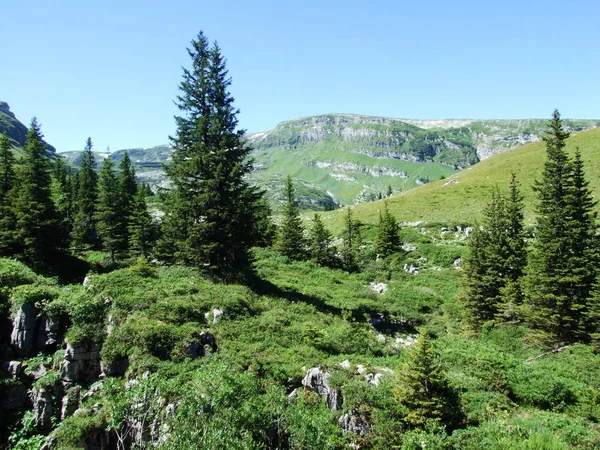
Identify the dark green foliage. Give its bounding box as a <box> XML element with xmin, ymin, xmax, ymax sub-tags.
<box><xmin>0</xmin><ymin>132</ymin><xmax>17</xmax><ymax>255</ymax></box>
<box><xmin>526</xmin><ymin>110</ymin><xmax>599</xmax><ymax>346</ymax></box>
<box><xmin>11</xmin><ymin>118</ymin><xmax>64</xmax><ymax>265</ymax></box>
<box><xmin>118</xmin><ymin>152</ymin><xmax>137</xmax><ymax>246</ymax></box>
<box><xmin>0</xmin><ymin>132</ymin><xmax>16</xmax><ymax>203</ymax></box>
<box><xmin>461</xmin><ymin>175</ymin><xmax>526</xmax><ymax>332</ymax></box>
<box><xmin>308</xmin><ymin>213</ymin><xmax>337</xmax><ymax>267</ymax></box>
<box><xmin>128</xmin><ymin>185</ymin><xmax>155</xmax><ymax>257</ymax></box>
<box><xmin>374</xmin><ymin>201</ymin><xmax>401</xmax><ymax>258</ymax></box>
<box><xmin>386</xmin><ymin>184</ymin><xmax>393</xmax><ymax>197</ymax></box>
<box><xmin>95</xmin><ymin>158</ymin><xmax>124</xmax><ymax>262</ymax></box>
<box><xmin>72</xmin><ymin>138</ymin><xmax>98</xmax><ymax>250</ymax></box>
<box><xmin>340</xmin><ymin>207</ymin><xmax>362</xmax><ymax>272</ymax></box>
<box><xmin>159</xmin><ymin>31</ymin><xmax>265</xmax><ymax>277</ymax></box>
<box><xmin>251</xmin><ymin>197</ymin><xmax>276</xmax><ymax>247</ymax></box>
<box><xmin>51</xmin><ymin>156</ymin><xmax>74</xmax><ymax>232</ymax></box>
<box><xmin>394</xmin><ymin>330</ymin><xmax>461</xmax><ymax>429</ymax></box>
<box><xmin>275</xmin><ymin>175</ymin><xmax>307</xmax><ymax>260</ymax></box>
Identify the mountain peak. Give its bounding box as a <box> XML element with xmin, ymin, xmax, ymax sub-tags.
<box><xmin>0</xmin><ymin>101</ymin><xmax>15</xmax><ymax>118</ymax></box>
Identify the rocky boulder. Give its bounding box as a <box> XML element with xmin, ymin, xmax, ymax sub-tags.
<box><xmin>10</xmin><ymin>303</ymin><xmax>38</xmax><ymax>357</ymax></box>
<box><xmin>10</xmin><ymin>304</ymin><xmax>63</xmax><ymax>357</ymax></box>
<box><xmin>302</xmin><ymin>367</ymin><xmax>343</xmax><ymax>410</ymax></box>
<box><xmin>339</xmin><ymin>409</ymin><xmax>371</xmax><ymax>435</ymax></box>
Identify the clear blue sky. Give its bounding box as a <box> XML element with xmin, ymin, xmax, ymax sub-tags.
<box><xmin>2</xmin><ymin>0</ymin><xmax>599</xmax><ymax>152</ymax></box>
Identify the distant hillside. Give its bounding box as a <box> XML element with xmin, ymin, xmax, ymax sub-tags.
<box><xmin>0</xmin><ymin>101</ymin><xmax>57</xmax><ymax>155</ymax></box>
<box><xmin>324</xmin><ymin>127</ymin><xmax>600</xmax><ymax>229</ymax></box>
<box><xmin>60</xmin><ymin>113</ymin><xmax>599</xmax><ymax>209</ymax></box>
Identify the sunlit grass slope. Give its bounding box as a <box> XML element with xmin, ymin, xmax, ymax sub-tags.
<box><xmin>324</xmin><ymin>128</ymin><xmax>600</xmax><ymax>230</ymax></box>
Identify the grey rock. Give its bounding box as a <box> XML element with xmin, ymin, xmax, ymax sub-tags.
<box><xmin>287</xmin><ymin>388</ymin><xmax>299</xmax><ymax>403</ymax></box>
<box><xmin>6</xmin><ymin>360</ymin><xmax>24</xmax><ymax>378</ymax></box>
<box><xmin>302</xmin><ymin>367</ymin><xmax>343</xmax><ymax>410</ymax></box>
<box><xmin>61</xmin><ymin>385</ymin><xmax>81</xmax><ymax>420</ymax></box>
<box><xmin>453</xmin><ymin>258</ymin><xmax>463</xmax><ymax>270</ymax></box>
<box><xmin>81</xmin><ymin>381</ymin><xmax>103</xmax><ymax>402</ymax></box>
<box><xmin>339</xmin><ymin>409</ymin><xmax>371</xmax><ymax>435</ymax></box>
<box><xmin>10</xmin><ymin>303</ymin><xmax>38</xmax><ymax>356</ymax></box>
<box><xmin>369</xmin><ymin>282</ymin><xmax>388</xmax><ymax>294</ymax></box>
<box><xmin>32</xmin><ymin>387</ymin><xmax>54</xmax><ymax>431</ymax></box>
<box><xmin>60</xmin><ymin>342</ymin><xmax>102</xmax><ymax>383</ymax></box>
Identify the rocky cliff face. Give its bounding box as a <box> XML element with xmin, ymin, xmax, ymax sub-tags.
<box><xmin>0</xmin><ymin>101</ymin><xmax>57</xmax><ymax>153</ymax></box>
<box><xmin>401</xmin><ymin>117</ymin><xmax>599</xmax><ymax>160</ymax></box>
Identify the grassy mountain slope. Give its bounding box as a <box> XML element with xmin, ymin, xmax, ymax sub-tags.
<box><xmin>4</xmin><ymin>248</ymin><xmax>600</xmax><ymax>448</ymax></box>
<box><xmin>324</xmin><ymin>127</ymin><xmax>600</xmax><ymax>229</ymax></box>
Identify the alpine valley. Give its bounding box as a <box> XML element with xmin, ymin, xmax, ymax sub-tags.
<box><xmin>56</xmin><ymin>113</ymin><xmax>599</xmax><ymax>209</ymax></box>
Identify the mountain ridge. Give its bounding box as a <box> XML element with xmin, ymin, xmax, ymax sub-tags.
<box><xmin>59</xmin><ymin>113</ymin><xmax>599</xmax><ymax>208</ymax></box>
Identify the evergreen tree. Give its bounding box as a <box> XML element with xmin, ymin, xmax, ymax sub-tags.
<box><xmin>51</xmin><ymin>156</ymin><xmax>74</xmax><ymax>230</ymax></box>
<box><xmin>128</xmin><ymin>185</ymin><xmax>155</xmax><ymax>257</ymax></box>
<box><xmin>118</xmin><ymin>152</ymin><xmax>137</xmax><ymax>211</ymax></box>
<box><xmin>340</xmin><ymin>207</ymin><xmax>362</xmax><ymax>272</ymax></box>
<box><xmin>394</xmin><ymin>330</ymin><xmax>460</xmax><ymax>430</ymax></box>
<box><xmin>275</xmin><ymin>175</ymin><xmax>307</xmax><ymax>260</ymax></box>
<box><xmin>526</xmin><ymin>110</ymin><xmax>598</xmax><ymax>345</ymax></box>
<box><xmin>117</xmin><ymin>152</ymin><xmax>137</xmax><ymax>250</ymax></box>
<box><xmin>12</xmin><ymin>118</ymin><xmax>64</xmax><ymax>265</ymax></box>
<box><xmin>461</xmin><ymin>177</ymin><xmax>526</xmax><ymax>332</ymax></box>
<box><xmin>252</xmin><ymin>197</ymin><xmax>276</xmax><ymax>248</ymax></box>
<box><xmin>374</xmin><ymin>201</ymin><xmax>401</xmax><ymax>258</ymax></box>
<box><xmin>158</xmin><ymin>31</ymin><xmax>265</xmax><ymax>276</ymax></box>
<box><xmin>386</xmin><ymin>184</ymin><xmax>393</xmax><ymax>197</ymax></box>
<box><xmin>308</xmin><ymin>213</ymin><xmax>337</xmax><ymax>267</ymax></box>
<box><xmin>72</xmin><ymin>137</ymin><xmax>99</xmax><ymax>250</ymax></box>
<box><xmin>497</xmin><ymin>173</ymin><xmax>527</xmax><ymax>322</ymax></box>
<box><xmin>0</xmin><ymin>132</ymin><xmax>16</xmax><ymax>203</ymax></box>
<box><xmin>96</xmin><ymin>158</ymin><xmax>124</xmax><ymax>262</ymax></box>
<box><xmin>0</xmin><ymin>132</ymin><xmax>17</xmax><ymax>255</ymax></box>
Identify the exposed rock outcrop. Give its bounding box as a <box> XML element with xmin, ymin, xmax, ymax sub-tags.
<box><xmin>302</xmin><ymin>367</ymin><xmax>343</xmax><ymax>410</ymax></box>
<box><xmin>10</xmin><ymin>304</ymin><xmax>63</xmax><ymax>357</ymax></box>
<box><xmin>60</xmin><ymin>385</ymin><xmax>81</xmax><ymax>420</ymax></box>
<box><xmin>339</xmin><ymin>409</ymin><xmax>371</xmax><ymax>435</ymax></box>
<box><xmin>60</xmin><ymin>342</ymin><xmax>102</xmax><ymax>383</ymax></box>
<box><xmin>10</xmin><ymin>303</ymin><xmax>38</xmax><ymax>356</ymax></box>
<box><xmin>32</xmin><ymin>387</ymin><xmax>54</xmax><ymax>431</ymax></box>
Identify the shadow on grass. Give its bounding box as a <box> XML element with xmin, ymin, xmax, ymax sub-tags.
<box><xmin>244</xmin><ymin>273</ymin><xmax>411</xmax><ymax>330</ymax></box>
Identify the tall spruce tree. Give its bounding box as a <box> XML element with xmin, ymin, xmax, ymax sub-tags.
<box><xmin>497</xmin><ymin>173</ymin><xmax>527</xmax><ymax>322</ymax></box>
<box><xmin>394</xmin><ymin>330</ymin><xmax>460</xmax><ymax>430</ymax></box>
<box><xmin>96</xmin><ymin>158</ymin><xmax>123</xmax><ymax>262</ymax></box>
<box><xmin>526</xmin><ymin>110</ymin><xmax>598</xmax><ymax>345</ymax></box>
<box><xmin>462</xmin><ymin>177</ymin><xmax>526</xmax><ymax>332</ymax></box>
<box><xmin>275</xmin><ymin>175</ymin><xmax>307</xmax><ymax>260</ymax></box>
<box><xmin>12</xmin><ymin>118</ymin><xmax>64</xmax><ymax>264</ymax></box>
<box><xmin>374</xmin><ymin>201</ymin><xmax>401</xmax><ymax>258</ymax></box>
<box><xmin>118</xmin><ymin>152</ymin><xmax>137</xmax><ymax>250</ymax></box>
<box><xmin>72</xmin><ymin>137</ymin><xmax>99</xmax><ymax>250</ymax></box>
<box><xmin>340</xmin><ymin>207</ymin><xmax>362</xmax><ymax>272</ymax></box>
<box><xmin>52</xmin><ymin>157</ymin><xmax>74</xmax><ymax>231</ymax></box>
<box><xmin>308</xmin><ymin>213</ymin><xmax>337</xmax><ymax>267</ymax></box>
<box><xmin>158</xmin><ymin>31</ymin><xmax>264</xmax><ymax>276</ymax></box>
<box><xmin>128</xmin><ymin>185</ymin><xmax>155</xmax><ymax>257</ymax></box>
<box><xmin>0</xmin><ymin>132</ymin><xmax>16</xmax><ymax>203</ymax></box>
<box><xmin>0</xmin><ymin>132</ymin><xmax>17</xmax><ymax>255</ymax></box>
